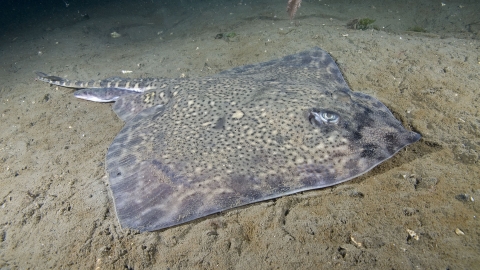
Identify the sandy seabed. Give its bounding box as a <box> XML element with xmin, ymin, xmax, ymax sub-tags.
<box><xmin>0</xmin><ymin>0</ymin><xmax>479</xmax><ymax>269</ymax></box>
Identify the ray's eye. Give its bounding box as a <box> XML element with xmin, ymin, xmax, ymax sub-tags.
<box><xmin>309</xmin><ymin>110</ymin><xmax>340</xmax><ymax>125</ymax></box>
<box><xmin>320</xmin><ymin>111</ymin><xmax>339</xmax><ymax>123</ymax></box>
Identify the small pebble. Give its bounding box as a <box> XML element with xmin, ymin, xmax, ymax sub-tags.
<box><xmin>407</xmin><ymin>229</ymin><xmax>419</xmax><ymax>240</ymax></box>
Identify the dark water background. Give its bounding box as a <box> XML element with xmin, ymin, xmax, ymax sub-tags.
<box><xmin>1</xmin><ymin>0</ymin><xmax>479</xmax><ymax>39</ymax></box>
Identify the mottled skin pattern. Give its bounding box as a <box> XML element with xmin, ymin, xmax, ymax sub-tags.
<box><xmin>36</xmin><ymin>47</ymin><xmax>420</xmax><ymax>232</ymax></box>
